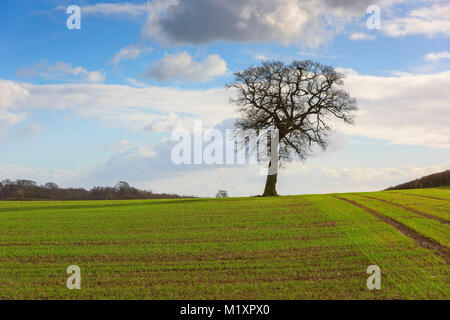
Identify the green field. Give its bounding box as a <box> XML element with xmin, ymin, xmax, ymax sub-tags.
<box><xmin>0</xmin><ymin>188</ymin><xmax>448</xmax><ymax>299</ymax></box>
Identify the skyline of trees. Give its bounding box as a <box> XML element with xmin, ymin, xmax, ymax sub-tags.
<box><xmin>0</xmin><ymin>179</ymin><xmax>194</xmax><ymax>201</ymax></box>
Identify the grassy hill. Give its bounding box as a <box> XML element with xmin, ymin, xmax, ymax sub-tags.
<box><xmin>386</xmin><ymin>170</ymin><xmax>450</xmax><ymax>190</ymax></box>
<box><xmin>0</xmin><ymin>188</ymin><xmax>448</xmax><ymax>299</ymax></box>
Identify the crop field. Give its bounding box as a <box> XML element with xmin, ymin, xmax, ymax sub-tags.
<box><xmin>0</xmin><ymin>188</ymin><xmax>448</xmax><ymax>299</ymax></box>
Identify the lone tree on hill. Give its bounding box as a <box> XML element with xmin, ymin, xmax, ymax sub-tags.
<box><xmin>227</xmin><ymin>60</ymin><xmax>357</xmax><ymax>196</ymax></box>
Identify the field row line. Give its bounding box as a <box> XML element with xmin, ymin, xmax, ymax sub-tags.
<box><xmin>357</xmin><ymin>195</ymin><xmax>450</xmax><ymax>226</ymax></box>
<box><xmin>333</xmin><ymin>196</ymin><xmax>450</xmax><ymax>265</ymax></box>
<box><xmin>386</xmin><ymin>191</ymin><xmax>449</xmax><ymax>202</ymax></box>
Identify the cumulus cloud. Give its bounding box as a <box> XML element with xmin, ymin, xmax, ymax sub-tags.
<box><xmin>142</xmin><ymin>0</ymin><xmax>384</xmax><ymax>47</ymax></box>
<box><xmin>111</xmin><ymin>45</ymin><xmax>152</xmax><ymax>66</ymax></box>
<box><xmin>424</xmin><ymin>51</ymin><xmax>450</xmax><ymax>62</ymax></box>
<box><xmin>145</xmin><ymin>52</ymin><xmax>227</xmax><ymax>82</ymax></box>
<box><xmin>91</xmin><ymin>139</ymin><xmax>172</xmax><ymax>183</ymax></box>
<box><xmin>91</xmin><ymin>118</ymin><xmax>244</xmax><ymax>183</ymax></box>
<box><xmin>1</xmin><ymin>81</ymin><xmax>236</xmax><ymax>132</ymax></box>
<box><xmin>349</xmin><ymin>32</ymin><xmax>376</xmax><ymax>41</ymax></box>
<box><xmin>383</xmin><ymin>3</ymin><xmax>450</xmax><ymax>38</ymax></box>
<box><xmin>2</xmin><ymin>67</ymin><xmax>450</xmax><ymax>146</ymax></box>
<box><xmin>0</xmin><ymin>80</ymin><xmax>29</xmax><ymax>108</ymax></box>
<box><xmin>55</xmin><ymin>1</ymin><xmax>450</xmax><ymax>45</ymax></box>
<box><xmin>277</xmin><ymin>160</ymin><xmax>450</xmax><ymax>195</ymax></box>
<box><xmin>0</xmin><ymin>80</ymin><xmax>29</xmax><ymax>137</ymax></box>
<box><xmin>141</xmin><ymin>0</ymin><xmax>450</xmax><ymax>46</ymax></box>
<box><xmin>337</xmin><ymin>69</ymin><xmax>450</xmax><ymax>148</ymax></box>
<box><xmin>85</xmin><ymin>71</ymin><xmax>106</xmax><ymax>83</ymax></box>
<box><xmin>16</xmin><ymin>61</ymin><xmax>105</xmax><ymax>83</ymax></box>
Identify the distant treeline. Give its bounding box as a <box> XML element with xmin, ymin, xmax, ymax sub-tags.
<box><xmin>0</xmin><ymin>180</ymin><xmax>195</xmax><ymax>201</ymax></box>
<box><xmin>386</xmin><ymin>170</ymin><xmax>450</xmax><ymax>190</ymax></box>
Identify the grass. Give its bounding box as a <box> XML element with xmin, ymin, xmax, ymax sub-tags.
<box><xmin>339</xmin><ymin>194</ymin><xmax>449</xmax><ymax>246</ymax></box>
<box><xmin>0</xmin><ymin>188</ymin><xmax>448</xmax><ymax>299</ymax></box>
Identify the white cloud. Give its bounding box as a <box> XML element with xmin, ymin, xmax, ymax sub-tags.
<box><xmin>335</xmin><ymin>67</ymin><xmax>359</xmax><ymax>76</ymax></box>
<box><xmin>16</xmin><ymin>61</ymin><xmax>105</xmax><ymax>83</ymax></box>
<box><xmin>424</xmin><ymin>51</ymin><xmax>450</xmax><ymax>62</ymax></box>
<box><xmin>89</xmin><ymin>119</ymin><xmax>235</xmax><ymax>185</ymax></box>
<box><xmin>91</xmin><ymin>141</ymin><xmax>162</xmax><ymax>183</ymax></box>
<box><xmin>145</xmin><ymin>52</ymin><xmax>227</xmax><ymax>82</ymax></box>
<box><xmin>0</xmin><ymin>80</ymin><xmax>28</xmax><ymax>137</ymax></box>
<box><xmin>338</xmin><ymin>69</ymin><xmax>450</xmax><ymax>148</ymax></box>
<box><xmin>278</xmin><ymin>161</ymin><xmax>450</xmax><ymax>194</ymax></box>
<box><xmin>349</xmin><ymin>32</ymin><xmax>376</xmax><ymax>41</ymax></box>
<box><xmin>56</xmin><ymin>1</ymin><xmax>450</xmax><ymax>46</ymax></box>
<box><xmin>254</xmin><ymin>54</ymin><xmax>268</xmax><ymax>61</ymax></box>
<box><xmin>1</xmin><ymin>81</ymin><xmax>236</xmax><ymax>132</ymax></box>
<box><xmin>383</xmin><ymin>3</ymin><xmax>450</xmax><ymax>38</ymax></box>
<box><xmin>85</xmin><ymin>71</ymin><xmax>106</xmax><ymax>83</ymax></box>
<box><xmin>111</xmin><ymin>45</ymin><xmax>152</xmax><ymax>66</ymax></box>
<box><xmin>125</xmin><ymin>78</ymin><xmax>149</xmax><ymax>88</ymax></box>
<box><xmin>66</xmin><ymin>0</ymin><xmax>450</xmax><ymax>46</ymax></box>
<box><xmin>2</xmin><ymin>68</ymin><xmax>450</xmax><ymax>146</ymax></box>
<box><xmin>0</xmin><ymin>80</ymin><xmax>29</xmax><ymax>108</ymax></box>
<box><xmin>135</xmin><ymin>160</ymin><xmax>450</xmax><ymax>197</ymax></box>
<box><xmin>143</xmin><ymin>0</ymin><xmax>382</xmax><ymax>47</ymax></box>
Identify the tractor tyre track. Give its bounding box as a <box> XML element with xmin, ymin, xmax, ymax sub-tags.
<box><xmin>358</xmin><ymin>195</ymin><xmax>450</xmax><ymax>226</ymax></box>
<box><xmin>334</xmin><ymin>196</ymin><xmax>450</xmax><ymax>264</ymax></box>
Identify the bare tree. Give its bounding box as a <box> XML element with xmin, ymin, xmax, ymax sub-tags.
<box><xmin>215</xmin><ymin>190</ymin><xmax>229</xmax><ymax>198</ymax></box>
<box><xmin>227</xmin><ymin>60</ymin><xmax>357</xmax><ymax>196</ymax></box>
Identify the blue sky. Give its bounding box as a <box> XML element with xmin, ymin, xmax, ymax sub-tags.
<box><xmin>1</xmin><ymin>0</ymin><xmax>449</xmax><ymax>196</ymax></box>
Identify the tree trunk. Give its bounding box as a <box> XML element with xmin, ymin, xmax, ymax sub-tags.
<box><xmin>262</xmin><ymin>130</ymin><xmax>279</xmax><ymax>197</ymax></box>
<box><xmin>263</xmin><ymin>164</ymin><xmax>278</xmax><ymax>196</ymax></box>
